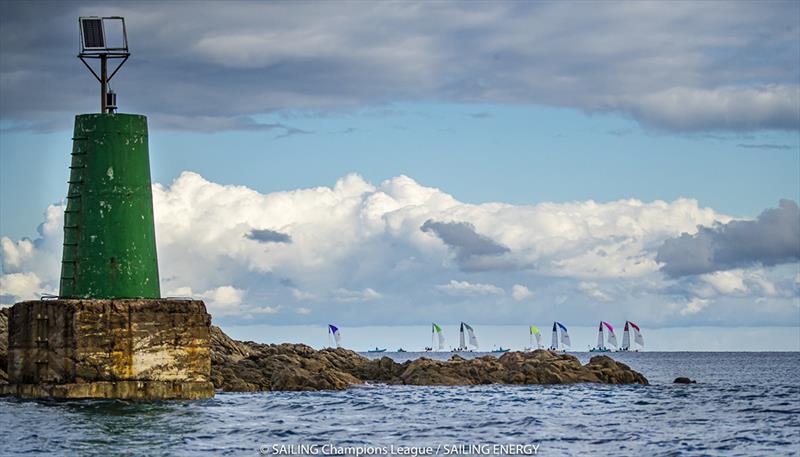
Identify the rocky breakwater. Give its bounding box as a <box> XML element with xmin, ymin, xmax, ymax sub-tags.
<box><xmin>1</xmin><ymin>323</ymin><xmax>648</xmax><ymax>394</ymax></box>
<box><xmin>209</xmin><ymin>326</ymin><xmax>648</xmax><ymax>391</ymax></box>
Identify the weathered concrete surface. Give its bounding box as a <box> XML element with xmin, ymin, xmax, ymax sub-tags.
<box><xmin>0</xmin><ymin>307</ymin><xmax>8</xmax><ymax>383</ymax></box>
<box><xmin>3</xmin><ymin>380</ymin><xmax>213</xmax><ymax>400</ymax></box>
<box><xmin>0</xmin><ymin>299</ymin><xmax>213</xmax><ymax>399</ymax></box>
<box><xmin>210</xmin><ymin>326</ymin><xmax>649</xmax><ymax>392</ymax></box>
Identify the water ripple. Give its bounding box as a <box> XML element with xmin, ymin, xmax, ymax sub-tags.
<box><xmin>1</xmin><ymin>352</ymin><xmax>798</xmax><ymax>456</ymax></box>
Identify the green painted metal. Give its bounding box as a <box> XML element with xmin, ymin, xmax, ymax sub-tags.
<box><xmin>59</xmin><ymin>113</ymin><xmax>161</xmax><ymax>298</ymax></box>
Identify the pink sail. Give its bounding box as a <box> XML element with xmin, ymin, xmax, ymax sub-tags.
<box><xmin>601</xmin><ymin>321</ymin><xmax>617</xmax><ymax>347</ymax></box>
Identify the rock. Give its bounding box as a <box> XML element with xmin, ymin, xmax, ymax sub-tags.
<box><xmin>208</xmin><ymin>330</ymin><xmax>367</xmax><ymax>392</ymax></box>
<box><xmin>674</xmin><ymin>377</ymin><xmax>696</xmax><ymax>384</ymax></box>
<box><xmin>210</xmin><ymin>325</ymin><xmax>252</xmax><ymax>364</ymax></box>
<box><xmin>0</xmin><ymin>307</ymin><xmax>8</xmax><ymax>384</ymax></box>
<box><xmin>209</xmin><ymin>327</ymin><xmax>650</xmax><ymax>392</ymax></box>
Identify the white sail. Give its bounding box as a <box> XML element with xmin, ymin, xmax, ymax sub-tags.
<box><xmin>551</xmin><ymin>322</ymin><xmax>558</xmax><ymax>349</ymax></box>
<box><xmin>530</xmin><ymin>326</ymin><xmax>542</xmax><ymax>349</ymax></box>
<box><xmin>463</xmin><ymin>323</ymin><xmax>479</xmax><ymax>349</ymax></box>
<box><xmin>606</xmin><ymin>330</ymin><xmax>618</xmax><ymax>348</ymax></box>
<box><xmin>634</xmin><ymin>329</ymin><xmax>644</xmax><ymax>347</ymax></box>
<box><xmin>468</xmin><ymin>329</ymin><xmax>479</xmax><ymax>348</ymax></box>
<box><xmin>602</xmin><ymin>321</ymin><xmax>617</xmax><ymax>348</ymax></box>
<box><xmin>622</xmin><ymin>323</ymin><xmax>630</xmax><ymax>350</ymax></box>
<box><xmin>596</xmin><ymin>322</ymin><xmax>604</xmax><ymax>349</ymax></box>
<box><xmin>557</xmin><ymin>322</ymin><xmax>571</xmax><ymax>348</ymax></box>
<box><xmin>432</xmin><ymin>323</ymin><xmax>446</xmax><ymax>350</ymax></box>
<box><xmin>630</xmin><ymin>321</ymin><xmax>645</xmax><ymax>347</ymax></box>
<box><xmin>560</xmin><ymin>330</ymin><xmax>571</xmax><ymax>347</ymax></box>
<box><xmin>621</xmin><ymin>322</ymin><xmax>631</xmax><ymax>350</ymax></box>
<box><xmin>328</xmin><ymin>324</ymin><xmax>342</xmax><ymax>348</ymax></box>
<box><xmin>459</xmin><ymin>323</ymin><xmax>466</xmax><ymax>349</ymax></box>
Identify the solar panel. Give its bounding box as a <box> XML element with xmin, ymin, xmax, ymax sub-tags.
<box><xmin>81</xmin><ymin>18</ymin><xmax>105</xmax><ymax>49</ymax></box>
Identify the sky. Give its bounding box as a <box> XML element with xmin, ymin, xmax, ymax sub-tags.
<box><xmin>0</xmin><ymin>1</ymin><xmax>798</xmax><ymax>350</ymax></box>
<box><xmin>223</xmin><ymin>324</ymin><xmax>800</xmax><ymax>352</ymax></box>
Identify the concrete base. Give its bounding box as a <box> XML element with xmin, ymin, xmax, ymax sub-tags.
<box><xmin>1</xmin><ymin>381</ymin><xmax>213</xmax><ymax>400</ymax></box>
<box><xmin>0</xmin><ymin>299</ymin><xmax>214</xmax><ymax>400</ymax></box>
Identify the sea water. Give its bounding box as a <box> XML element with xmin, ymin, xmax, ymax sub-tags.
<box><xmin>1</xmin><ymin>352</ymin><xmax>797</xmax><ymax>456</ymax></box>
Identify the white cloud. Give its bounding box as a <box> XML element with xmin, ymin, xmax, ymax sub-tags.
<box><xmin>438</xmin><ymin>280</ymin><xmax>505</xmax><ymax>296</ymax></box>
<box><xmin>577</xmin><ymin>282</ymin><xmax>613</xmax><ymax>302</ymax></box>
<box><xmin>0</xmin><ymin>237</ymin><xmax>34</xmax><ymax>271</ymax></box>
<box><xmin>248</xmin><ymin>305</ymin><xmax>280</xmax><ymax>315</ymax></box>
<box><xmin>0</xmin><ymin>272</ymin><xmax>50</xmax><ymax>301</ymax></box>
<box><xmin>680</xmin><ymin>298</ymin><xmax>710</xmax><ymax>316</ymax></box>
<box><xmin>511</xmin><ymin>284</ymin><xmax>532</xmax><ymax>301</ymax></box>
<box><xmin>700</xmin><ymin>271</ymin><xmax>748</xmax><ymax>296</ymax></box>
<box><xmin>164</xmin><ymin>286</ymin><xmax>194</xmax><ymax>297</ymax></box>
<box><xmin>333</xmin><ymin>288</ymin><xmax>383</xmax><ymax>302</ymax></box>
<box><xmin>1</xmin><ymin>171</ymin><xmax>796</xmax><ymax>326</ymax></box>
<box><xmin>295</xmin><ymin>307</ymin><xmax>312</xmax><ymax>315</ymax></box>
<box><xmin>694</xmin><ymin>269</ymin><xmax>780</xmax><ymax>298</ymax></box>
<box><xmin>291</xmin><ymin>288</ymin><xmax>316</xmax><ymax>301</ymax></box>
<box><xmin>198</xmin><ymin>285</ymin><xmax>245</xmax><ymax>316</ymax></box>
<box><xmin>747</xmin><ymin>272</ymin><xmax>777</xmax><ymax>297</ymax></box>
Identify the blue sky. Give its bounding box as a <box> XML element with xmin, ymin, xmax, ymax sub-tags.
<box><xmin>0</xmin><ymin>1</ymin><xmax>798</xmax><ymax>347</ymax></box>
<box><xmin>3</xmin><ymin>103</ymin><xmax>798</xmax><ymax>240</ymax></box>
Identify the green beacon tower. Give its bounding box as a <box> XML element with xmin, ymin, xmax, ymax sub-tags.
<box><xmin>60</xmin><ymin>17</ymin><xmax>160</xmax><ymax>299</ymax></box>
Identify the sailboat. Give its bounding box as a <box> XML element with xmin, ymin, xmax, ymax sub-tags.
<box><xmin>454</xmin><ymin>322</ymin><xmax>479</xmax><ymax>352</ymax></box>
<box><xmin>526</xmin><ymin>325</ymin><xmax>543</xmax><ymax>351</ymax></box>
<box><xmin>619</xmin><ymin>321</ymin><xmax>645</xmax><ymax>351</ymax></box>
<box><xmin>327</xmin><ymin>324</ymin><xmax>342</xmax><ymax>348</ymax></box>
<box><xmin>549</xmin><ymin>322</ymin><xmax>570</xmax><ymax>351</ymax></box>
<box><xmin>590</xmin><ymin>322</ymin><xmax>609</xmax><ymax>352</ymax></box>
<box><xmin>427</xmin><ymin>323</ymin><xmax>446</xmax><ymax>352</ymax></box>
<box><xmin>590</xmin><ymin>321</ymin><xmax>617</xmax><ymax>352</ymax></box>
